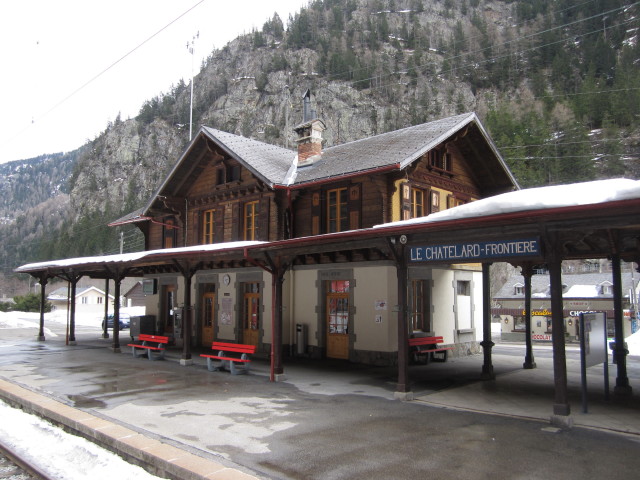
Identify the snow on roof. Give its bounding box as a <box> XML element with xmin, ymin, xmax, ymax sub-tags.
<box><xmin>15</xmin><ymin>241</ymin><xmax>265</xmax><ymax>273</ymax></box>
<box><xmin>564</xmin><ymin>285</ymin><xmax>599</xmax><ymax>297</ymax></box>
<box><xmin>374</xmin><ymin>178</ymin><xmax>640</xmax><ymax>229</ymax></box>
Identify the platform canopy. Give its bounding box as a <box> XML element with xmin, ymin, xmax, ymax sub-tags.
<box><xmin>15</xmin><ymin>179</ymin><xmax>640</xmax><ymax>278</ymax></box>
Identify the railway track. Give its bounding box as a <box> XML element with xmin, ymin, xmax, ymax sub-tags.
<box><xmin>0</xmin><ymin>437</ymin><xmax>55</xmax><ymax>480</ymax></box>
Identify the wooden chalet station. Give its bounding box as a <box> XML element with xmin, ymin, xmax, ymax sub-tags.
<box><xmin>16</xmin><ymin>91</ymin><xmax>640</xmax><ymax>427</ymax></box>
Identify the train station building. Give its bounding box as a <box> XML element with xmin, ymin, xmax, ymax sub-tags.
<box><xmin>15</xmin><ymin>95</ymin><xmax>640</xmax><ymax>427</ymax></box>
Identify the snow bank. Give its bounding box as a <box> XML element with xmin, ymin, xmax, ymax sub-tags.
<box><xmin>0</xmin><ymin>401</ymin><xmax>162</xmax><ymax>479</ymax></box>
<box><xmin>626</xmin><ymin>329</ymin><xmax>640</xmax><ymax>356</ymax></box>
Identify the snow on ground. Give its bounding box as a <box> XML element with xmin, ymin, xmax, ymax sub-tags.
<box><xmin>0</xmin><ymin>401</ymin><xmax>163</xmax><ymax>480</ymax></box>
<box><xmin>626</xmin><ymin>329</ymin><xmax>640</xmax><ymax>356</ymax></box>
<box><xmin>0</xmin><ymin>308</ymin><xmax>145</xmax><ymax>327</ymax></box>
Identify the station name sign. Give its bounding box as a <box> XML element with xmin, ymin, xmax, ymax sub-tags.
<box><xmin>410</xmin><ymin>238</ymin><xmax>541</xmax><ymax>263</ymax></box>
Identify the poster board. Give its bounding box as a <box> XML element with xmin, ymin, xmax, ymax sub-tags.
<box><xmin>580</xmin><ymin>312</ymin><xmax>607</xmax><ymax>367</ymax></box>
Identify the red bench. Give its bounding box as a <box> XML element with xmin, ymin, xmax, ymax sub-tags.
<box><xmin>409</xmin><ymin>336</ymin><xmax>453</xmax><ymax>364</ymax></box>
<box><xmin>201</xmin><ymin>341</ymin><xmax>256</xmax><ymax>375</ymax></box>
<box><xmin>127</xmin><ymin>334</ymin><xmax>169</xmax><ymax>360</ymax></box>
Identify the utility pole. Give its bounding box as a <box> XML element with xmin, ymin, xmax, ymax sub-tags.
<box><xmin>187</xmin><ymin>32</ymin><xmax>199</xmax><ymax>141</ymax></box>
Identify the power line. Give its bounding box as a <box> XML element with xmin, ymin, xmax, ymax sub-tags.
<box><xmin>1</xmin><ymin>1</ymin><xmax>205</xmax><ymax>151</ymax></box>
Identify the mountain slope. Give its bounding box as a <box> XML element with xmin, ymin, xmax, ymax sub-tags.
<box><xmin>2</xmin><ymin>0</ymin><xmax>639</xmax><ymax>287</ymax></box>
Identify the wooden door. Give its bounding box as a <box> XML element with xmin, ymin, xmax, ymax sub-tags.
<box><xmin>326</xmin><ymin>280</ymin><xmax>350</xmax><ymax>360</ymax></box>
<box><xmin>201</xmin><ymin>292</ymin><xmax>216</xmax><ymax>347</ymax></box>
<box><xmin>243</xmin><ymin>283</ymin><xmax>260</xmax><ymax>347</ymax></box>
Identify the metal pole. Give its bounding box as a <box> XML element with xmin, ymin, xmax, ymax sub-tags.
<box><xmin>37</xmin><ymin>276</ymin><xmax>47</xmax><ymax>341</ymax></box>
<box><xmin>395</xmin><ymin>242</ymin><xmax>411</xmax><ymax>398</ymax></box>
<box><xmin>480</xmin><ymin>262</ymin><xmax>495</xmax><ymax>380</ymax></box>
<box><xmin>579</xmin><ymin>314</ymin><xmax>588</xmax><ymax>414</ymax></box>
<box><xmin>523</xmin><ymin>264</ymin><xmax>536</xmax><ymax>369</ymax></box>
<box><xmin>612</xmin><ymin>253</ymin><xmax>632</xmax><ymax>395</ymax></box>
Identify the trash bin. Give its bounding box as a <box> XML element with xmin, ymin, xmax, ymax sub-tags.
<box><xmin>296</xmin><ymin>323</ymin><xmax>307</xmax><ymax>355</ymax></box>
<box><xmin>130</xmin><ymin>315</ymin><xmax>156</xmax><ymax>338</ymax></box>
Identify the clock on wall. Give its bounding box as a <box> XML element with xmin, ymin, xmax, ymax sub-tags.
<box><xmin>222</xmin><ymin>274</ymin><xmax>231</xmax><ymax>286</ymax></box>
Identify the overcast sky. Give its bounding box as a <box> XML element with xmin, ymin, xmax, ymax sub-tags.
<box><xmin>0</xmin><ymin>0</ymin><xmax>308</xmax><ymax>164</ymax></box>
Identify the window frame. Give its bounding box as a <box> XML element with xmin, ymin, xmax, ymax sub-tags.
<box><xmin>202</xmin><ymin>209</ymin><xmax>215</xmax><ymax>244</ymax></box>
<box><xmin>162</xmin><ymin>216</ymin><xmax>178</xmax><ymax>249</ymax></box>
<box><xmin>412</xmin><ymin>188</ymin><xmax>425</xmax><ymax>218</ymax></box>
<box><xmin>326</xmin><ymin>187</ymin><xmax>348</xmax><ymax>233</ymax></box>
<box><xmin>244</xmin><ymin>201</ymin><xmax>259</xmax><ymax>240</ymax></box>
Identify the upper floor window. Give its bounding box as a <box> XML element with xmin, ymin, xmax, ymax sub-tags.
<box><xmin>203</xmin><ymin>209</ymin><xmax>215</xmax><ymax>244</ymax></box>
<box><xmin>310</xmin><ymin>184</ymin><xmax>361</xmax><ymax>235</ymax></box>
<box><xmin>403</xmin><ymin>184</ymin><xmax>439</xmax><ymax>220</ymax></box>
<box><xmin>216</xmin><ymin>164</ymin><xmax>241</xmax><ymax>185</ymax></box>
<box><xmin>427</xmin><ymin>149</ymin><xmax>452</xmax><ymax>172</ymax></box>
<box><xmin>514</xmin><ymin>283</ymin><xmax>525</xmax><ymax>296</ymax></box>
<box><xmin>327</xmin><ymin>187</ymin><xmax>348</xmax><ymax>233</ymax></box>
<box><xmin>600</xmin><ymin>282</ymin><xmax>613</xmax><ymax>295</ymax></box>
<box><xmin>163</xmin><ymin>217</ymin><xmax>178</xmax><ymax>248</ymax></box>
<box><xmin>244</xmin><ymin>201</ymin><xmax>259</xmax><ymax>240</ymax></box>
<box><xmin>412</xmin><ymin>188</ymin><xmax>425</xmax><ymax>218</ymax></box>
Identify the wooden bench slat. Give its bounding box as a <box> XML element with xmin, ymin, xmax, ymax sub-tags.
<box><xmin>138</xmin><ymin>334</ymin><xmax>169</xmax><ymax>343</ymax></box>
<box><xmin>211</xmin><ymin>342</ymin><xmax>255</xmax><ymax>353</ymax></box>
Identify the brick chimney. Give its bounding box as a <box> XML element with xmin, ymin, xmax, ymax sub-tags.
<box><xmin>294</xmin><ymin>90</ymin><xmax>325</xmax><ymax>167</ymax></box>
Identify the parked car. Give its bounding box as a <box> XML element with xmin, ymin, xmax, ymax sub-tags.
<box><xmin>102</xmin><ymin>313</ymin><xmax>130</xmax><ymax>330</ymax></box>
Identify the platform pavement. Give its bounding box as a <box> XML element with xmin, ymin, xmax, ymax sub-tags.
<box><xmin>0</xmin><ymin>330</ymin><xmax>639</xmax><ymax>479</ymax></box>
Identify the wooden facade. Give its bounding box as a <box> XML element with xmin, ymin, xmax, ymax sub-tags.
<box><xmin>144</xmin><ymin>126</ymin><xmax>492</xmax><ymax>250</ymax></box>
<box><xmin>104</xmin><ymin>104</ymin><xmax>518</xmax><ymax>366</ymax></box>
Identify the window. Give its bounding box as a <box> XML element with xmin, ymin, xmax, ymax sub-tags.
<box><xmin>409</xmin><ymin>280</ymin><xmax>430</xmax><ymax>332</ymax></box>
<box><xmin>311</xmin><ymin>185</ymin><xmax>361</xmax><ymax>235</ymax></box>
<box><xmin>427</xmin><ymin>149</ymin><xmax>452</xmax><ymax>172</ymax></box>
<box><xmin>163</xmin><ymin>217</ymin><xmax>178</xmax><ymax>248</ymax></box>
<box><xmin>97</xmin><ymin>297</ymin><xmax>103</xmax><ymax>304</ymax></box>
<box><xmin>215</xmin><ymin>164</ymin><xmax>241</xmax><ymax>185</ymax></box>
<box><xmin>457</xmin><ymin>280</ymin><xmax>470</xmax><ymax>296</ymax></box>
<box><xmin>227</xmin><ymin>165</ymin><xmax>241</xmax><ymax>182</ymax></box>
<box><xmin>327</xmin><ymin>280</ymin><xmax>349</xmax><ymax>334</ymax></box>
<box><xmin>514</xmin><ymin>283</ymin><xmax>525</xmax><ymax>295</ymax></box>
<box><xmin>244</xmin><ymin>201</ymin><xmax>259</xmax><ymax>240</ymax></box>
<box><xmin>600</xmin><ymin>283</ymin><xmax>613</xmax><ymax>295</ymax></box>
<box><xmin>412</xmin><ymin>188</ymin><xmax>425</xmax><ymax>218</ymax></box>
<box><xmin>216</xmin><ymin>168</ymin><xmax>225</xmax><ymax>186</ymax></box>
<box><xmin>327</xmin><ymin>188</ymin><xmax>348</xmax><ymax>233</ymax></box>
<box><xmin>447</xmin><ymin>195</ymin><xmax>466</xmax><ymax>209</ymax></box>
<box><xmin>513</xmin><ymin>315</ymin><xmax>526</xmax><ymax>332</ymax></box>
<box><xmin>202</xmin><ymin>209</ymin><xmax>215</xmax><ymax>244</ymax></box>
<box><xmin>404</xmin><ymin>185</ymin><xmax>440</xmax><ymax>219</ymax></box>
<box><xmin>81</xmin><ymin>297</ymin><xmax>88</xmax><ymax>304</ymax></box>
